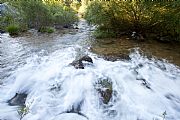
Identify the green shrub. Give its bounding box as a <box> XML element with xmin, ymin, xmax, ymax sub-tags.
<box><xmin>49</xmin><ymin>4</ymin><xmax>78</xmax><ymax>27</ymax></box>
<box><xmin>0</xmin><ymin>2</ymin><xmax>25</xmax><ymax>33</ymax></box>
<box><xmin>93</xmin><ymin>29</ymin><xmax>116</xmax><ymax>39</ymax></box>
<box><xmin>6</xmin><ymin>24</ymin><xmax>20</xmax><ymax>36</ymax></box>
<box><xmin>19</xmin><ymin>0</ymin><xmax>53</xmax><ymax>29</ymax></box>
<box><xmin>71</xmin><ymin>0</ymin><xmax>81</xmax><ymax>12</ymax></box>
<box><xmin>46</xmin><ymin>27</ymin><xmax>54</xmax><ymax>33</ymax></box>
<box><xmin>38</xmin><ymin>26</ymin><xmax>55</xmax><ymax>33</ymax></box>
<box><xmin>0</xmin><ymin>12</ymin><xmax>15</xmax><ymax>30</ymax></box>
<box><xmin>18</xmin><ymin>0</ymin><xmax>78</xmax><ymax>30</ymax></box>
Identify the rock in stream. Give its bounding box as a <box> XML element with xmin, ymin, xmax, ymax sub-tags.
<box><xmin>95</xmin><ymin>77</ymin><xmax>113</xmax><ymax>104</ymax></box>
<box><xmin>7</xmin><ymin>93</ymin><xmax>27</xmax><ymax>106</ymax></box>
<box><xmin>70</xmin><ymin>55</ymin><xmax>93</xmax><ymax>69</ymax></box>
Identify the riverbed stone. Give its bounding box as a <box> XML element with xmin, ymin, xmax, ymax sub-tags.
<box><xmin>131</xmin><ymin>32</ymin><xmax>144</xmax><ymax>41</ymax></box>
<box><xmin>70</xmin><ymin>55</ymin><xmax>93</xmax><ymax>69</ymax></box>
<box><xmin>95</xmin><ymin>77</ymin><xmax>113</xmax><ymax>104</ymax></box>
<box><xmin>102</xmin><ymin>54</ymin><xmax>131</xmax><ymax>61</ymax></box>
<box><xmin>79</xmin><ymin>55</ymin><xmax>93</xmax><ymax>63</ymax></box>
<box><xmin>8</xmin><ymin>93</ymin><xmax>27</xmax><ymax>106</ymax></box>
<box><xmin>70</xmin><ymin>60</ymin><xmax>84</xmax><ymax>69</ymax></box>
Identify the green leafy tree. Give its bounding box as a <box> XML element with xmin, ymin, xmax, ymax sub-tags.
<box><xmin>85</xmin><ymin>0</ymin><xmax>180</xmax><ymax>41</ymax></box>
<box><xmin>19</xmin><ymin>0</ymin><xmax>53</xmax><ymax>29</ymax></box>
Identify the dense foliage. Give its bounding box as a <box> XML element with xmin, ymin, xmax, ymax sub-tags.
<box><xmin>1</xmin><ymin>0</ymin><xmax>179</xmax><ymax>41</ymax></box>
<box><xmin>85</xmin><ymin>0</ymin><xmax>180</xmax><ymax>41</ymax></box>
<box><xmin>0</xmin><ymin>0</ymin><xmax>78</xmax><ymax>35</ymax></box>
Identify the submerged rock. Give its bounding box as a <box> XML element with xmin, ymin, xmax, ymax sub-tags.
<box><xmin>52</xmin><ymin>113</ymin><xmax>88</xmax><ymax>120</ymax></box>
<box><xmin>70</xmin><ymin>55</ymin><xmax>93</xmax><ymax>69</ymax></box>
<box><xmin>102</xmin><ymin>54</ymin><xmax>131</xmax><ymax>62</ymax></box>
<box><xmin>8</xmin><ymin>93</ymin><xmax>27</xmax><ymax>106</ymax></box>
<box><xmin>58</xmin><ymin>100</ymin><xmax>88</xmax><ymax>119</ymax></box>
<box><xmin>136</xmin><ymin>78</ymin><xmax>151</xmax><ymax>90</ymax></box>
<box><xmin>67</xmin><ymin>101</ymin><xmax>88</xmax><ymax>119</ymax></box>
<box><xmin>70</xmin><ymin>60</ymin><xmax>84</xmax><ymax>69</ymax></box>
<box><xmin>159</xmin><ymin>36</ymin><xmax>172</xmax><ymax>43</ymax></box>
<box><xmin>0</xmin><ymin>30</ymin><xmax>5</xmax><ymax>33</ymax></box>
<box><xmin>95</xmin><ymin>77</ymin><xmax>113</xmax><ymax>104</ymax></box>
<box><xmin>165</xmin><ymin>94</ymin><xmax>180</xmax><ymax>104</ymax></box>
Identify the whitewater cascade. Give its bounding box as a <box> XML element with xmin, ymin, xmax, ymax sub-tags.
<box><xmin>0</xmin><ymin>20</ymin><xmax>180</xmax><ymax>120</ymax></box>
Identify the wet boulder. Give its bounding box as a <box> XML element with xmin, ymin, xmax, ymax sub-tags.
<box><xmin>102</xmin><ymin>54</ymin><xmax>131</xmax><ymax>62</ymax></box>
<box><xmin>58</xmin><ymin>100</ymin><xmax>88</xmax><ymax>119</ymax></box>
<box><xmin>74</xmin><ymin>26</ymin><xmax>79</xmax><ymax>29</ymax></box>
<box><xmin>70</xmin><ymin>55</ymin><xmax>93</xmax><ymax>69</ymax></box>
<box><xmin>63</xmin><ymin>24</ymin><xmax>73</xmax><ymax>29</ymax></box>
<box><xmin>79</xmin><ymin>55</ymin><xmax>93</xmax><ymax>63</ymax></box>
<box><xmin>8</xmin><ymin>93</ymin><xmax>27</xmax><ymax>106</ymax></box>
<box><xmin>95</xmin><ymin>77</ymin><xmax>113</xmax><ymax>104</ymax></box>
<box><xmin>131</xmin><ymin>32</ymin><xmax>144</xmax><ymax>41</ymax></box>
<box><xmin>70</xmin><ymin>60</ymin><xmax>84</xmax><ymax>69</ymax></box>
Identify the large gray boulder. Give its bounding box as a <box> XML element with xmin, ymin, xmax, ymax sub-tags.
<box><xmin>0</xmin><ymin>3</ymin><xmax>17</xmax><ymax>16</ymax></box>
<box><xmin>7</xmin><ymin>93</ymin><xmax>27</xmax><ymax>106</ymax></box>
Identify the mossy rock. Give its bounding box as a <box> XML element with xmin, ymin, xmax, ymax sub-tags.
<box><xmin>95</xmin><ymin>77</ymin><xmax>113</xmax><ymax>104</ymax></box>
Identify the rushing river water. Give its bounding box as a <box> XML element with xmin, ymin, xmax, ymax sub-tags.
<box><xmin>0</xmin><ymin>20</ymin><xmax>180</xmax><ymax>120</ymax></box>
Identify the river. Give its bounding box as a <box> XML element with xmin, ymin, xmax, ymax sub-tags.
<box><xmin>0</xmin><ymin>19</ymin><xmax>180</xmax><ymax>120</ymax></box>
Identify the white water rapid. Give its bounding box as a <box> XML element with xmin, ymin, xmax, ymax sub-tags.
<box><xmin>0</xmin><ymin>20</ymin><xmax>180</xmax><ymax>120</ymax></box>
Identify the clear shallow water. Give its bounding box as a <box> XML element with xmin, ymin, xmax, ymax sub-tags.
<box><xmin>0</xmin><ymin>20</ymin><xmax>180</xmax><ymax>120</ymax></box>
<box><xmin>91</xmin><ymin>37</ymin><xmax>180</xmax><ymax>66</ymax></box>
